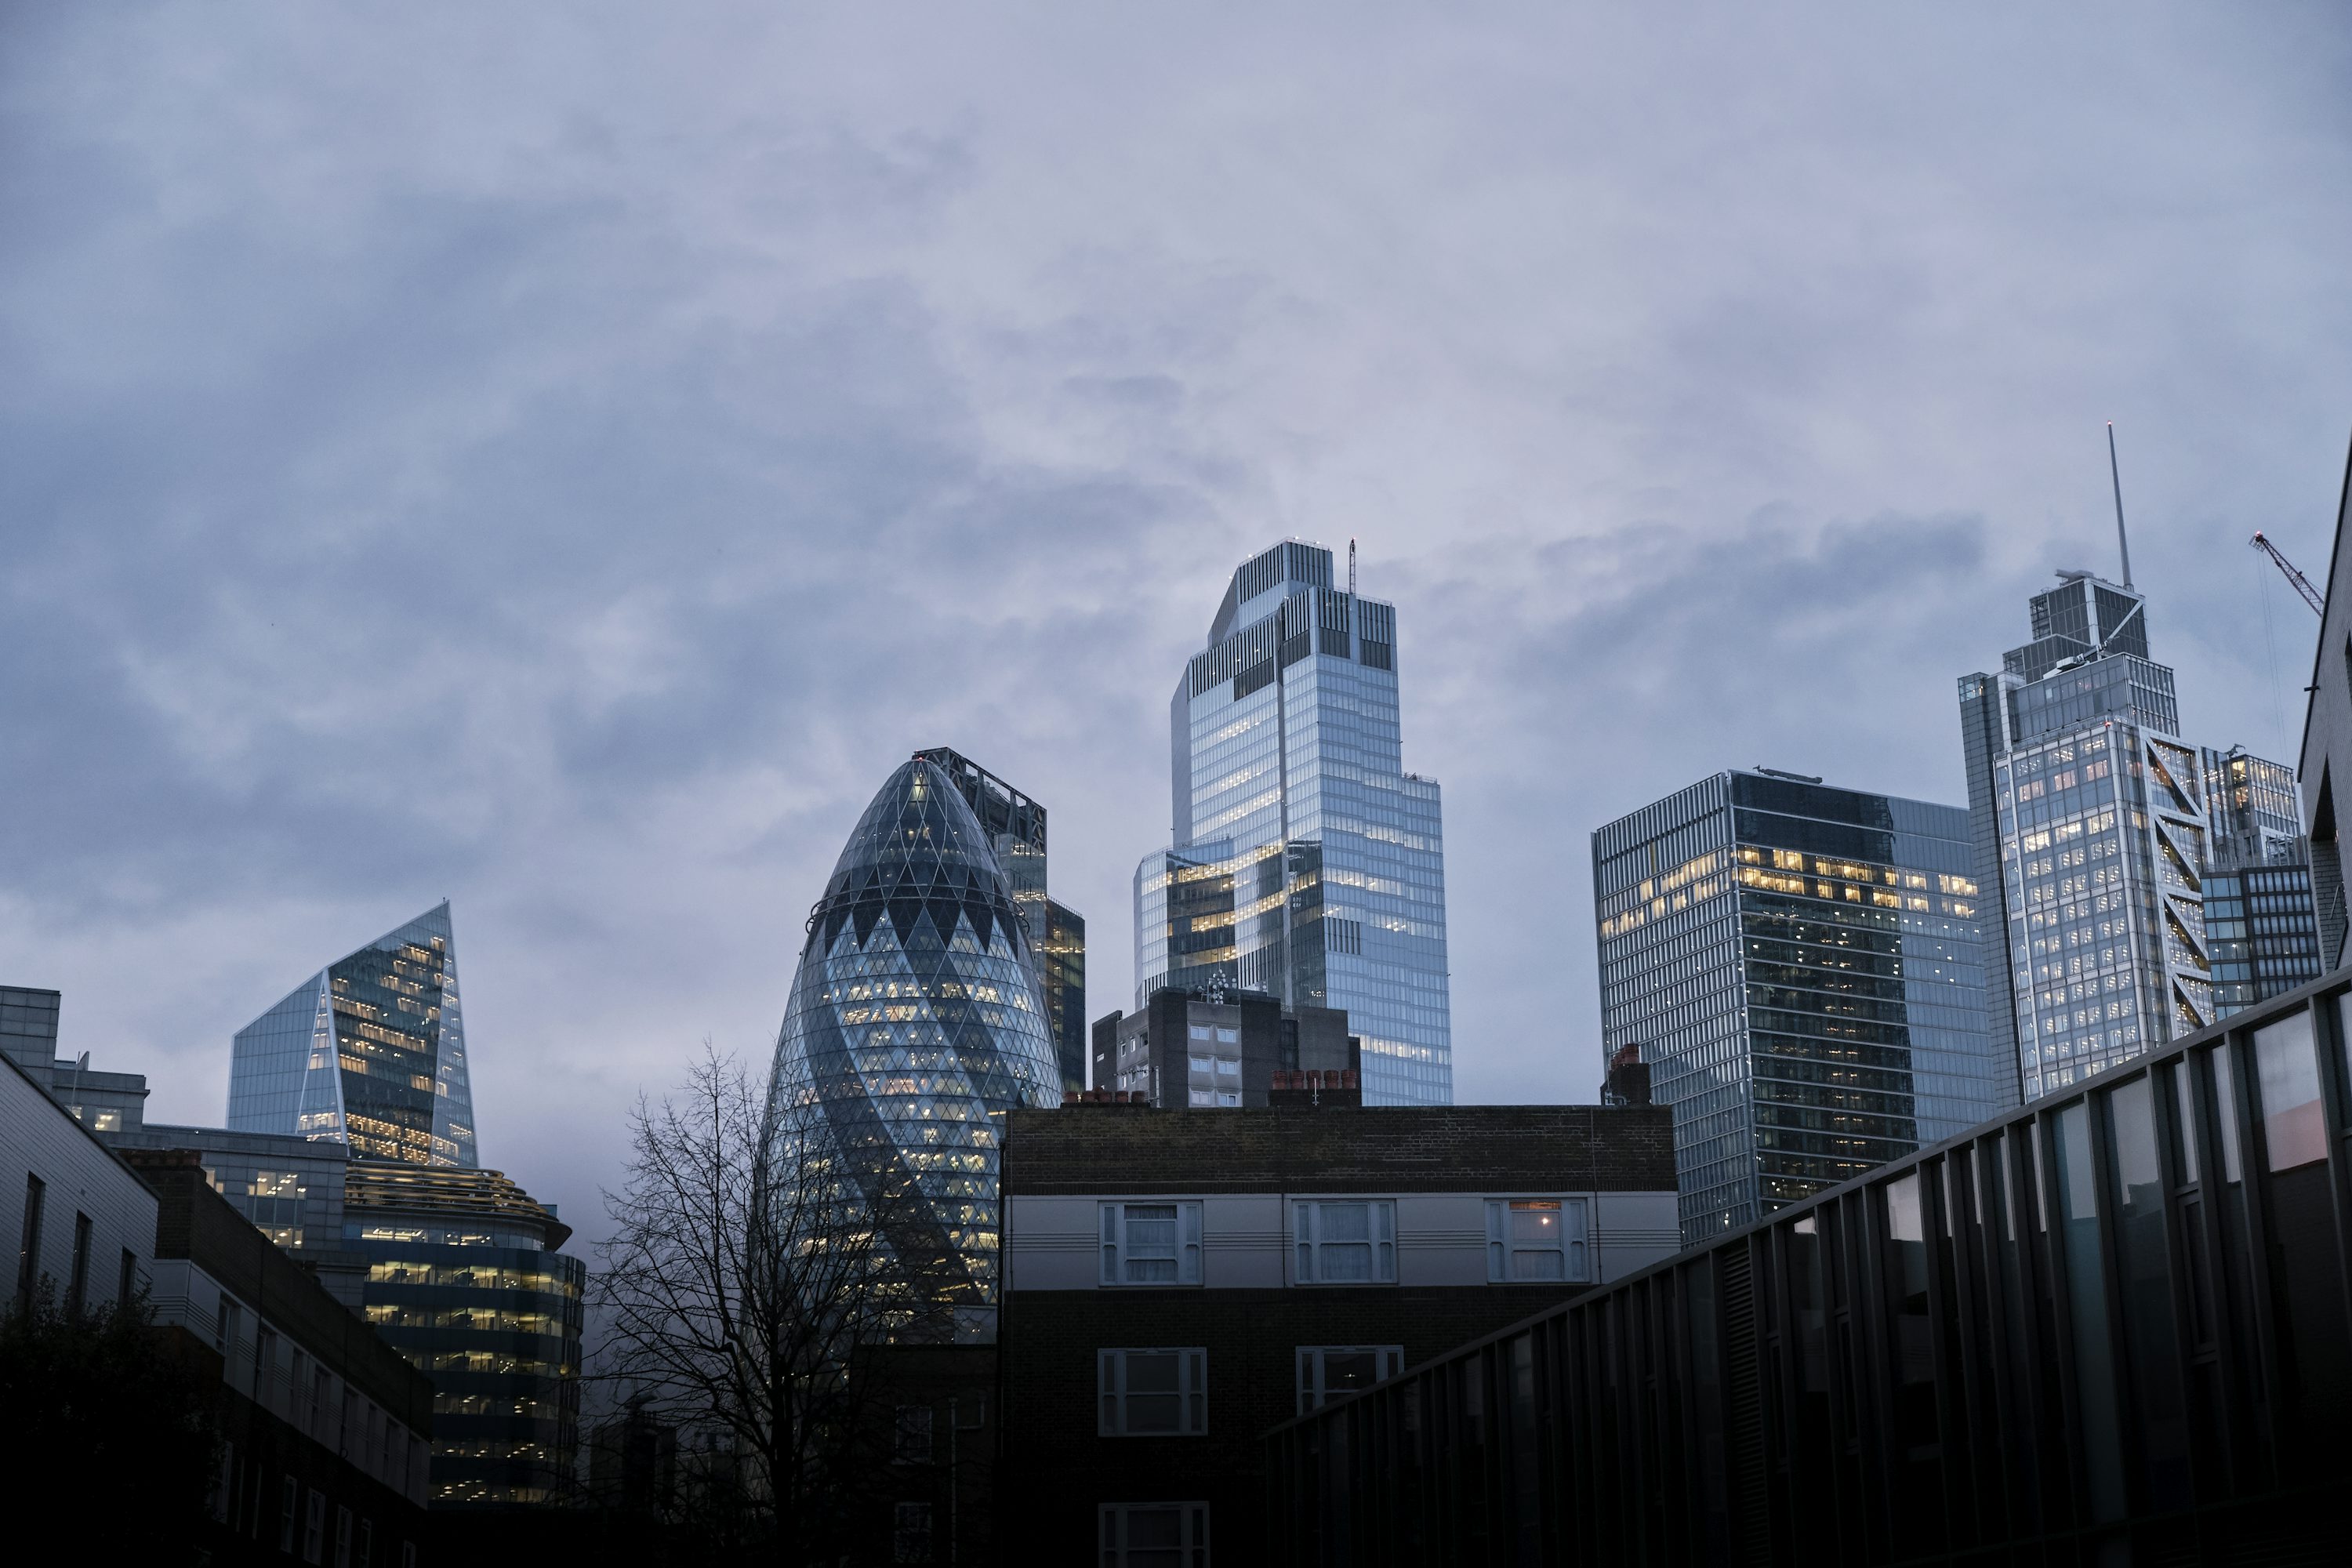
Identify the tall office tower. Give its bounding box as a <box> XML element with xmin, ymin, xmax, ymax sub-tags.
<box><xmin>2202</xmin><ymin>746</ymin><xmax>2324</xmax><ymax>1017</ymax></box>
<box><xmin>228</xmin><ymin>902</ymin><xmax>478</xmax><ymax>1167</ymax></box>
<box><xmin>771</xmin><ymin>759</ymin><xmax>1062</xmax><ymax>1335</ymax></box>
<box><xmin>1593</xmin><ymin>770</ymin><xmax>1999</xmax><ymax>1243</ymax></box>
<box><xmin>1959</xmin><ymin>571</ymin><xmax>2310</xmax><ymax>1097</ymax></box>
<box><xmin>913</xmin><ymin>746</ymin><xmax>1088</xmax><ymax>1094</ymax></box>
<box><xmin>1136</xmin><ymin>540</ymin><xmax>1451</xmax><ymax>1105</ymax></box>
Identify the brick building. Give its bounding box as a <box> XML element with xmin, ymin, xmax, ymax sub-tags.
<box><xmin>996</xmin><ymin>1098</ymin><xmax>1679</xmax><ymax>1563</ymax></box>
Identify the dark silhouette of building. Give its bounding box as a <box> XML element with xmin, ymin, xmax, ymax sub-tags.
<box><xmin>1270</xmin><ymin>970</ymin><xmax>2352</xmax><ymax>1564</ymax></box>
<box><xmin>588</xmin><ymin>1396</ymin><xmax>677</xmax><ymax>1514</ymax></box>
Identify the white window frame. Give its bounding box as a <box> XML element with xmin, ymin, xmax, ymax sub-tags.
<box><xmin>1098</xmin><ymin>1201</ymin><xmax>1203</xmax><ymax>1287</ymax></box>
<box><xmin>895</xmin><ymin>1403</ymin><xmax>934</xmax><ymax>1464</ymax></box>
<box><xmin>893</xmin><ymin>1501</ymin><xmax>932</xmax><ymax>1563</ymax></box>
<box><xmin>1290</xmin><ymin>1199</ymin><xmax>1396</xmax><ymax>1284</ymax></box>
<box><xmin>1485</xmin><ymin>1197</ymin><xmax>1590</xmax><ymax>1283</ymax></box>
<box><xmin>1295</xmin><ymin>1345</ymin><xmax>1404</xmax><ymax>1414</ymax></box>
<box><xmin>1096</xmin><ymin>1347</ymin><xmax>1208</xmax><ymax>1436</ymax></box>
<box><xmin>1099</xmin><ymin>1501</ymin><xmax>1210</xmax><ymax>1566</ymax></box>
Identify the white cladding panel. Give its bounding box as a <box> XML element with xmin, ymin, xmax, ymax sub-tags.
<box><xmin>1594</xmin><ymin>1189</ymin><xmax>1682</xmax><ymax>1282</ymax></box>
<box><xmin>1</xmin><ymin>1056</ymin><xmax>157</xmax><ymax>1310</ymax></box>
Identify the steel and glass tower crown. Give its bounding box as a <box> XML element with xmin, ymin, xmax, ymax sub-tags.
<box><xmin>771</xmin><ymin>759</ymin><xmax>1062</xmax><ymax>1330</ymax></box>
<box><xmin>227</xmin><ymin>902</ymin><xmax>478</xmax><ymax>1167</ymax></box>
<box><xmin>1138</xmin><ymin>539</ymin><xmax>1452</xmax><ymax>1105</ymax></box>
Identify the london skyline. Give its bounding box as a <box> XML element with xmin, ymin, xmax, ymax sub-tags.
<box><xmin>4</xmin><ymin>4</ymin><xmax>2349</xmax><ymax>1242</ymax></box>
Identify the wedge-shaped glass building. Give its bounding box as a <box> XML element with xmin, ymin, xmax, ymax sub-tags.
<box><xmin>771</xmin><ymin>759</ymin><xmax>1062</xmax><ymax>1333</ymax></box>
<box><xmin>227</xmin><ymin>902</ymin><xmax>478</xmax><ymax>1167</ymax></box>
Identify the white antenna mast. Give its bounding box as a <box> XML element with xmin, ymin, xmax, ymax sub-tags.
<box><xmin>1348</xmin><ymin>538</ymin><xmax>1357</xmax><ymax>595</ymax></box>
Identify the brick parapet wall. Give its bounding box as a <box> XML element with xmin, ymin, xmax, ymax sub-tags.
<box><xmin>1004</xmin><ymin>1104</ymin><xmax>1675</xmax><ymax>1195</ymax></box>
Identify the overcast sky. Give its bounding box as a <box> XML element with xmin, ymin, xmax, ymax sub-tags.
<box><xmin>5</xmin><ymin>5</ymin><xmax>2349</xmax><ymax>1231</ymax></box>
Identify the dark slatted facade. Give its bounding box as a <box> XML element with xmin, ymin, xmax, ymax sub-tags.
<box><xmin>1269</xmin><ymin>970</ymin><xmax>2352</xmax><ymax>1565</ymax></box>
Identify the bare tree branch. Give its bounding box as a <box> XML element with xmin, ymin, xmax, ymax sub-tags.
<box><xmin>589</xmin><ymin>1041</ymin><xmax>915</xmax><ymax>1563</ymax></box>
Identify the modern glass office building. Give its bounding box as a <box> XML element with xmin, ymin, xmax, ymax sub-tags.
<box><xmin>1959</xmin><ymin>572</ymin><xmax>2310</xmax><ymax>1098</ymax></box>
<box><xmin>1135</xmin><ymin>540</ymin><xmax>1451</xmax><ymax>1105</ymax></box>
<box><xmin>771</xmin><ymin>759</ymin><xmax>1063</xmax><ymax>1334</ymax></box>
<box><xmin>348</xmin><ymin>1162</ymin><xmax>585</xmax><ymax>1507</ymax></box>
<box><xmin>1594</xmin><ymin>770</ymin><xmax>2003</xmax><ymax>1243</ymax></box>
<box><xmin>913</xmin><ymin>746</ymin><xmax>1088</xmax><ymax>1094</ymax></box>
<box><xmin>227</xmin><ymin>902</ymin><xmax>477</xmax><ymax>1168</ymax></box>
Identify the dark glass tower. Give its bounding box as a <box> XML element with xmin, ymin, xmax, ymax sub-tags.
<box><xmin>227</xmin><ymin>902</ymin><xmax>477</xmax><ymax>1167</ymax></box>
<box><xmin>913</xmin><ymin>746</ymin><xmax>1088</xmax><ymax>1094</ymax></box>
<box><xmin>1593</xmin><ymin>770</ymin><xmax>2000</xmax><ymax>1243</ymax></box>
<box><xmin>771</xmin><ymin>760</ymin><xmax>1062</xmax><ymax>1335</ymax></box>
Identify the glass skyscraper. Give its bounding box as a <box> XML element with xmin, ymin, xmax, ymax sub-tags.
<box><xmin>219</xmin><ymin>902</ymin><xmax>585</xmax><ymax>1504</ymax></box>
<box><xmin>1593</xmin><ymin>770</ymin><xmax>2002</xmax><ymax>1243</ymax></box>
<box><xmin>912</xmin><ymin>746</ymin><xmax>1088</xmax><ymax>1094</ymax></box>
<box><xmin>1136</xmin><ymin>540</ymin><xmax>1451</xmax><ymax>1105</ymax></box>
<box><xmin>1958</xmin><ymin>572</ymin><xmax>2310</xmax><ymax>1098</ymax></box>
<box><xmin>227</xmin><ymin>902</ymin><xmax>477</xmax><ymax>1167</ymax></box>
<box><xmin>2201</xmin><ymin>747</ymin><xmax>2323</xmax><ymax>1018</ymax></box>
<box><xmin>771</xmin><ymin>758</ymin><xmax>1063</xmax><ymax>1334</ymax></box>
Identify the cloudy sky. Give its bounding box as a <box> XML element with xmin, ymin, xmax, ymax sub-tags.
<box><xmin>5</xmin><ymin>4</ymin><xmax>2349</xmax><ymax>1229</ymax></box>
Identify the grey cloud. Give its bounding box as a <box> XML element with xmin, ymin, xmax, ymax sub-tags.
<box><xmin>2</xmin><ymin>2</ymin><xmax>2347</xmax><ymax>1229</ymax></box>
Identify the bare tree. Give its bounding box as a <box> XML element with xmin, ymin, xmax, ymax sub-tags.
<box><xmin>592</xmin><ymin>1043</ymin><xmax>920</xmax><ymax>1563</ymax></box>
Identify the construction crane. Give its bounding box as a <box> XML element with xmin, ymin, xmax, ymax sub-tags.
<box><xmin>2252</xmin><ymin>532</ymin><xmax>2325</xmax><ymax>616</ymax></box>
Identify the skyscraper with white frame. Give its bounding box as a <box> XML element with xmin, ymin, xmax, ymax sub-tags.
<box><xmin>1959</xmin><ymin>568</ymin><xmax>2307</xmax><ymax>1100</ymax></box>
<box><xmin>1134</xmin><ymin>540</ymin><xmax>1452</xmax><ymax>1105</ymax></box>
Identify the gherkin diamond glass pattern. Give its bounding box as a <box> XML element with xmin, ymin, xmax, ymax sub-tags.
<box><xmin>771</xmin><ymin>760</ymin><xmax>1062</xmax><ymax>1323</ymax></box>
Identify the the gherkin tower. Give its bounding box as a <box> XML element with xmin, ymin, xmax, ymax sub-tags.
<box><xmin>771</xmin><ymin>758</ymin><xmax>1062</xmax><ymax>1332</ymax></box>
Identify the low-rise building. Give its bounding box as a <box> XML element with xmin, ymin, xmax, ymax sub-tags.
<box><xmin>996</xmin><ymin>1099</ymin><xmax>1679</xmax><ymax>1563</ymax></box>
<box><xmin>127</xmin><ymin>1149</ymin><xmax>433</xmax><ymax>1566</ymax></box>
<box><xmin>5</xmin><ymin>1045</ymin><xmax>158</xmax><ymax>1319</ymax></box>
<box><xmin>111</xmin><ymin>1123</ymin><xmax>366</xmax><ymax>1308</ymax></box>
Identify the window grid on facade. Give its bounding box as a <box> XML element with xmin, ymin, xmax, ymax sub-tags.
<box><xmin>893</xmin><ymin>1501</ymin><xmax>932</xmax><ymax>1563</ymax></box>
<box><xmin>1293</xmin><ymin>1200</ymin><xmax>1396</xmax><ymax>1283</ymax></box>
<box><xmin>1485</xmin><ymin>1198</ymin><xmax>1588</xmax><ymax>1282</ymax></box>
<box><xmin>1099</xmin><ymin>1201</ymin><xmax>1203</xmax><ymax>1286</ymax></box>
<box><xmin>1296</xmin><ymin>1345</ymin><xmax>1405</xmax><ymax>1414</ymax></box>
<box><xmin>1100</xmin><ymin>1502</ymin><xmax>1210</xmax><ymax>1567</ymax></box>
<box><xmin>895</xmin><ymin>1404</ymin><xmax>934</xmax><ymax>1464</ymax></box>
<box><xmin>1097</xmin><ymin>1348</ymin><xmax>1208</xmax><ymax>1436</ymax></box>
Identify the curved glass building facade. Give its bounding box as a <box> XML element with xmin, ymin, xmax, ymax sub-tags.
<box><xmin>771</xmin><ymin>758</ymin><xmax>1062</xmax><ymax>1331</ymax></box>
<box><xmin>350</xmin><ymin>1162</ymin><xmax>585</xmax><ymax>1507</ymax></box>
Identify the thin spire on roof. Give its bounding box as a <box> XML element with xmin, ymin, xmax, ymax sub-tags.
<box><xmin>2107</xmin><ymin>421</ymin><xmax>2134</xmax><ymax>588</ymax></box>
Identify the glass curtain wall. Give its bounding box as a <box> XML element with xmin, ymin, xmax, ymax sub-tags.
<box><xmin>1138</xmin><ymin>542</ymin><xmax>1451</xmax><ymax>1105</ymax></box>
